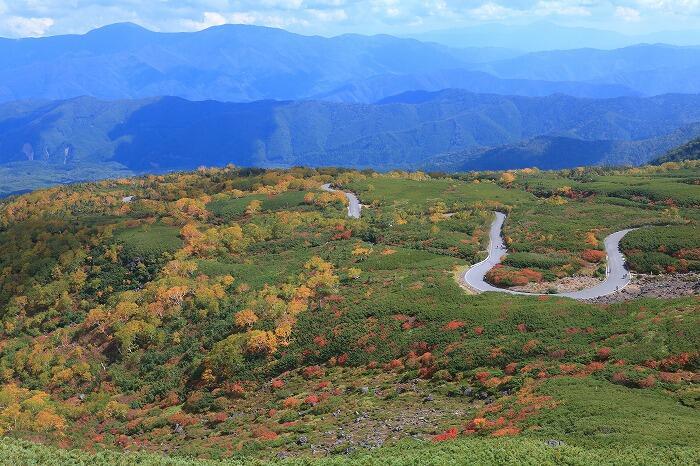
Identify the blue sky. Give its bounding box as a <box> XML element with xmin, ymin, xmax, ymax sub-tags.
<box><xmin>0</xmin><ymin>0</ymin><xmax>698</xmax><ymax>38</ymax></box>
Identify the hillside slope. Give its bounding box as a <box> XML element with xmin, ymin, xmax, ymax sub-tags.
<box><xmin>2</xmin><ymin>92</ymin><xmax>700</xmax><ymax>176</ymax></box>
<box><xmin>428</xmin><ymin>123</ymin><xmax>700</xmax><ymax>171</ymax></box>
<box><xmin>0</xmin><ymin>165</ymin><xmax>697</xmax><ymax>462</ymax></box>
<box><xmin>653</xmin><ymin>137</ymin><xmax>700</xmax><ymax>164</ymax></box>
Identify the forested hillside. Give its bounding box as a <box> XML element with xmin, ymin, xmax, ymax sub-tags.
<box><xmin>653</xmin><ymin>137</ymin><xmax>700</xmax><ymax>164</ymax></box>
<box><xmin>0</xmin><ymin>162</ymin><xmax>697</xmax><ymax>462</ymax></box>
<box><xmin>3</xmin><ymin>92</ymin><xmax>700</xmax><ymax>196</ymax></box>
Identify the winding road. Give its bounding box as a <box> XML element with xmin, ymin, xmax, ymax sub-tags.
<box><xmin>321</xmin><ymin>183</ymin><xmax>362</xmax><ymax>219</ymax></box>
<box><xmin>322</xmin><ymin>186</ymin><xmax>633</xmax><ymax>300</ymax></box>
<box><xmin>463</xmin><ymin>212</ymin><xmax>636</xmax><ymax>300</ymax></box>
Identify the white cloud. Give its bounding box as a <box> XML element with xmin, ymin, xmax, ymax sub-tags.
<box><xmin>535</xmin><ymin>1</ymin><xmax>591</xmax><ymax>16</ymax></box>
<box><xmin>182</xmin><ymin>11</ymin><xmax>227</xmax><ymax>30</ymax></box>
<box><xmin>634</xmin><ymin>0</ymin><xmax>700</xmax><ymax>12</ymax></box>
<box><xmin>615</xmin><ymin>5</ymin><xmax>641</xmax><ymax>21</ymax></box>
<box><xmin>2</xmin><ymin>0</ymin><xmax>700</xmax><ymax>38</ymax></box>
<box><xmin>308</xmin><ymin>8</ymin><xmax>349</xmax><ymax>21</ymax></box>
<box><xmin>4</xmin><ymin>16</ymin><xmax>55</xmax><ymax>36</ymax></box>
<box><xmin>468</xmin><ymin>2</ymin><xmax>521</xmax><ymax>20</ymax></box>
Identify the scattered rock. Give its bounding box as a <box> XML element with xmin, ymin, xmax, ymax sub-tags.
<box><xmin>296</xmin><ymin>435</ymin><xmax>308</xmax><ymax>445</ymax></box>
<box><xmin>589</xmin><ymin>273</ymin><xmax>700</xmax><ymax>304</ymax></box>
<box><xmin>545</xmin><ymin>439</ymin><xmax>565</xmax><ymax>448</ymax></box>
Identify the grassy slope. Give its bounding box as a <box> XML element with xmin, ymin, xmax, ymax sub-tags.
<box><xmin>2</xmin><ymin>436</ymin><xmax>698</xmax><ymax>466</ymax></box>
<box><xmin>0</xmin><ymin>165</ymin><xmax>697</xmax><ymax>463</ymax></box>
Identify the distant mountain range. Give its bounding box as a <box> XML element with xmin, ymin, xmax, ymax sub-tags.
<box><xmin>1</xmin><ymin>23</ymin><xmax>700</xmax><ymax>196</ymax></box>
<box><xmin>0</xmin><ymin>23</ymin><xmax>699</xmax><ymax>104</ymax></box>
<box><xmin>411</xmin><ymin>22</ymin><xmax>700</xmax><ymax>51</ymax></box>
<box><xmin>1</xmin><ymin>91</ymin><xmax>700</xmax><ymax>195</ymax></box>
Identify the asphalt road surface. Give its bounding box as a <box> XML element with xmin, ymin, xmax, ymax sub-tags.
<box><xmin>463</xmin><ymin>212</ymin><xmax>636</xmax><ymax>300</ymax></box>
<box><xmin>321</xmin><ymin>183</ymin><xmax>361</xmax><ymax>219</ymax></box>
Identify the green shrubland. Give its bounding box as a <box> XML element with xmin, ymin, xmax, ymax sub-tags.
<box><xmin>0</xmin><ymin>163</ymin><xmax>697</xmax><ymax>463</ymax></box>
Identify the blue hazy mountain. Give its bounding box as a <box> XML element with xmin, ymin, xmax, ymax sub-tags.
<box><xmin>2</xmin><ymin>91</ymin><xmax>700</xmax><ymax>177</ymax></box>
<box><xmin>411</xmin><ymin>21</ymin><xmax>700</xmax><ymax>51</ymax></box>
<box><xmin>475</xmin><ymin>44</ymin><xmax>700</xmax><ymax>95</ymax></box>
<box><xmin>0</xmin><ymin>23</ymin><xmax>516</xmax><ymax>103</ymax></box>
<box><xmin>0</xmin><ymin>23</ymin><xmax>698</xmax><ymax>103</ymax></box>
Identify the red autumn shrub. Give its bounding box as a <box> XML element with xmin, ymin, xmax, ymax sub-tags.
<box><xmin>516</xmin><ymin>323</ymin><xmax>527</xmax><ymax>333</ymax></box>
<box><xmin>659</xmin><ymin>352</ymin><xmax>694</xmax><ymax>371</ymax></box>
<box><xmin>268</xmin><ymin>409</ymin><xmax>277</xmax><ymax>418</ymax></box>
<box><xmin>491</xmin><ymin>426</ymin><xmax>520</xmax><ymax>437</ymax></box>
<box><xmin>474</xmin><ymin>326</ymin><xmax>485</xmax><ymax>335</ymax></box>
<box><xmin>313</xmin><ymin>335</ymin><xmax>328</xmax><ymax>347</ymax></box>
<box><xmin>659</xmin><ymin>372</ymin><xmax>682</xmax><ymax>383</ymax></box>
<box><xmin>559</xmin><ymin>363</ymin><xmax>577</xmax><ymax>373</ymax></box>
<box><xmin>384</xmin><ymin>359</ymin><xmax>405</xmax><ymax>372</ymax></box>
<box><xmin>444</xmin><ymin>320</ymin><xmax>465</xmax><ymax>331</ymax></box>
<box><xmin>211</xmin><ymin>412</ymin><xmax>228</xmax><ymax>423</ymax></box>
<box><xmin>611</xmin><ymin>371</ymin><xmax>628</xmax><ymax>385</ymax></box>
<box><xmin>637</xmin><ymin>375</ymin><xmax>656</xmax><ymax>388</ymax></box>
<box><xmin>252</xmin><ymin>426</ymin><xmax>278</xmax><ymax>440</ymax></box>
<box><xmin>504</xmin><ymin>363</ymin><xmax>518</xmax><ymax>375</ymax></box>
<box><xmin>303</xmin><ymin>365</ymin><xmax>325</xmax><ymax>379</ymax></box>
<box><xmin>115</xmin><ymin>435</ymin><xmax>130</xmax><ymax>447</ymax></box>
<box><xmin>305</xmin><ymin>394</ymin><xmax>320</xmax><ymax>405</ymax></box>
<box><xmin>549</xmin><ymin>349</ymin><xmax>567</xmax><ymax>359</ymax></box>
<box><xmin>466</xmin><ymin>418</ymin><xmax>488</xmax><ymax>430</ymax></box>
<box><xmin>168</xmin><ymin>412</ymin><xmax>198</xmax><ymax>427</ymax></box>
<box><xmin>597</xmin><ymin>347</ymin><xmax>612</xmax><ymax>360</ymax></box>
<box><xmin>419</xmin><ymin>352</ymin><xmax>434</xmax><ymax>366</ymax></box>
<box><xmin>283</xmin><ymin>397</ymin><xmax>301</xmax><ymax>408</ymax></box>
<box><xmin>337</xmin><ymin>353</ymin><xmax>349</xmax><ymax>366</ymax></box>
<box><xmin>227</xmin><ymin>382</ymin><xmax>245</xmax><ymax>398</ymax></box>
<box><xmin>521</xmin><ymin>269</ymin><xmax>543</xmax><ymax>282</ymax></box>
<box><xmin>418</xmin><ymin>366</ymin><xmax>437</xmax><ymax>379</ymax></box>
<box><xmin>581</xmin><ymin>249</ymin><xmax>606</xmax><ymax>263</ymax></box>
<box><xmin>271</xmin><ymin>379</ymin><xmax>285</xmax><ymax>390</ymax></box>
<box><xmin>317</xmin><ymin>380</ymin><xmax>331</xmax><ymax>389</ymax></box>
<box><xmin>586</xmin><ymin>361</ymin><xmax>605</xmax><ymax>372</ymax></box>
<box><xmin>160</xmin><ymin>391</ymin><xmax>181</xmax><ymax>408</ymax></box>
<box><xmin>433</xmin><ymin>427</ymin><xmax>458</xmax><ymax>442</ymax></box>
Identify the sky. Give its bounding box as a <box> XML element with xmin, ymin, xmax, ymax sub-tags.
<box><xmin>0</xmin><ymin>0</ymin><xmax>699</xmax><ymax>38</ymax></box>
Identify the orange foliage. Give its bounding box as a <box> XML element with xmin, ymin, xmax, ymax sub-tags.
<box><xmin>283</xmin><ymin>397</ymin><xmax>300</xmax><ymax>408</ymax></box>
<box><xmin>302</xmin><ymin>365</ymin><xmax>325</xmax><ymax>379</ymax></box>
<box><xmin>444</xmin><ymin>320</ymin><xmax>465</xmax><ymax>331</ymax></box>
<box><xmin>581</xmin><ymin>249</ymin><xmax>606</xmax><ymax>263</ymax></box>
<box><xmin>433</xmin><ymin>427</ymin><xmax>459</xmax><ymax>442</ymax></box>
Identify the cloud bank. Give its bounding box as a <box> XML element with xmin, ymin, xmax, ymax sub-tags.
<box><xmin>0</xmin><ymin>0</ymin><xmax>699</xmax><ymax>38</ymax></box>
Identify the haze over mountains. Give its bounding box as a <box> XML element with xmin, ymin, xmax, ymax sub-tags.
<box><xmin>0</xmin><ymin>22</ymin><xmax>699</xmax><ymax>196</ymax></box>
<box><xmin>1</xmin><ymin>22</ymin><xmax>700</xmax><ymax>103</ymax></box>
<box><xmin>411</xmin><ymin>22</ymin><xmax>700</xmax><ymax>51</ymax></box>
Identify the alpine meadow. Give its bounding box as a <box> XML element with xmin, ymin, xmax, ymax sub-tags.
<box><xmin>0</xmin><ymin>3</ymin><xmax>698</xmax><ymax>465</ymax></box>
